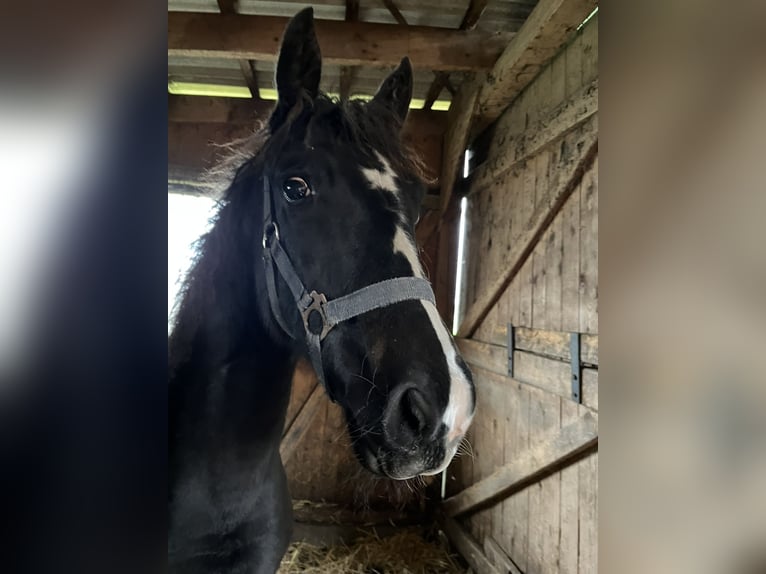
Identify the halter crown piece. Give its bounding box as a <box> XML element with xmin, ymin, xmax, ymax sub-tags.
<box><xmin>261</xmin><ymin>176</ymin><xmax>436</xmax><ymax>402</ymax></box>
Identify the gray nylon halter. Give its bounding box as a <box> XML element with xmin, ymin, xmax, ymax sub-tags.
<box><xmin>261</xmin><ymin>176</ymin><xmax>436</xmax><ymax>401</ymax></box>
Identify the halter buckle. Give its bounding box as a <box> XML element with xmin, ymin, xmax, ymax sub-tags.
<box><xmin>262</xmin><ymin>222</ymin><xmax>280</xmax><ymax>249</ymax></box>
<box><xmin>301</xmin><ymin>290</ymin><xmax>333</xmax><ymax>340</ymax></box>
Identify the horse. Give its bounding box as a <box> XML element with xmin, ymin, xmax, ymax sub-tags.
<box><xmin>168</xmin><ymin>7</ymin><xmax>475</xmax><ymax>573</ymax></box>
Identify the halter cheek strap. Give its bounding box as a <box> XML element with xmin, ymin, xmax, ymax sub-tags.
<box><xmin>261</xmin><ymin>177</ymin><xmax>436</xmax><ymax>402</ymax></box>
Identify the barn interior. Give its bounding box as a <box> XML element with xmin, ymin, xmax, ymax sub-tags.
<box><xmin>168</xmin><ymin>1</ymin><xmax>599</xmax><ymax>572</ymax></box>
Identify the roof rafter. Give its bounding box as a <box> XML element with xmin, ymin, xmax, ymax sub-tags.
<box><xmin>168</xmin><ymin>12</ymin><xmax>512</xmax><ymax>71</ymax></box>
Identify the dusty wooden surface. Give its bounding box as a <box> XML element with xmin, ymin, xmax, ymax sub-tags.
<box><xmin>168</xmin><ymin>12</ymin><xmax>512</xmax><ymax>71</ymax></box>
<box><xmin>448</xmin><ymin>14</ymin><xmax>598</xmax><ymax>574</ymax></box>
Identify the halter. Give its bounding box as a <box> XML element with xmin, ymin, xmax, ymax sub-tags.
<box><xmin>261</xmin><ymin>176</ymin><xmax>436</xmax><ymax>402</ymax></box>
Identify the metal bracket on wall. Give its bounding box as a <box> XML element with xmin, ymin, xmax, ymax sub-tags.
<box><xmin>507</xmin><ymin>323</ymin><xmax>515</xmax><ymax>377</ymax></box>
<box><xmin>570</xmin><ymin>332</ymin><xmax>582</xmax><ymax>403</ymax></box>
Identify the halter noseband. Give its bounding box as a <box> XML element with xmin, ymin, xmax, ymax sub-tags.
<box><xmin>261</xmin><ymin>176</ymin><xmax>436</xmax><ymax>402</ymax></box>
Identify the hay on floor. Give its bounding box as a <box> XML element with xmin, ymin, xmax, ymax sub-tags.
<box><xmin>278</xmin><ymin>527</ymin><xmax>465</xmax><ymax>574</ymax></box>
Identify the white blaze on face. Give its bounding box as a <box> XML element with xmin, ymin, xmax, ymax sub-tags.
<box><xmin>361</xmin><ymin>154</ymin><xmax>475</xmax><ymax>474</ymax></box>
<box><xmin>392</xmin><ymin>225</ymin><xmax>475</xmax><ymax>476</ymax></box>
<box><xmin>361</xmin><ymin>151</ymin><xmax>398</xmax><ymax>195</ymax></box>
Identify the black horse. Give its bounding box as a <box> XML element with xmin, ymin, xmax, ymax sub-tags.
<box><xmin>168</xmin><ymin>8</ymin><xmax>475</xmax><ymax>573</ymax></box>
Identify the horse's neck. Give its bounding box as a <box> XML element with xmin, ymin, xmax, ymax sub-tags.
<box><xmin>169</xmin><ymin>213</ymin><xmax>296</xmax><ymax>458</ymax></box>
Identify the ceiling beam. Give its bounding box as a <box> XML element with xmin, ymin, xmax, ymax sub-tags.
<box><xmin>423</xmin><ymin>72</ymin><xmax>451</xmax><ymax>111</ymax></box>
<box><xmin>473</xmin><ymin>0</ymin><xmax>597</xmax><ymax>135</ymax></box>
<box><xmin>459</xmin><ymin>0</ymin><xmax>490</xmax><ymax>31</ymax></box>
<box><xmin>438</xmin><ymin>0</ymin><xmax>597</xmax><ymax>212</ymax></box>
<box><xmin>380</xmin><ymin>0</ymin><xmax>408</xmax><ymax>26</ymax></box>
<box><xmin>168</xmin><ymin>12</ymin><xmax>512</xmax><ymax>71</ymax></box>
<box><xmin>216</xmin><ymin>0</ymin><xmax>262</xmax><ymax>100</ymax></box>
<box><xmin>339</xmin><ymin>0</ymin><xmax>360</xmax><ymax>100</ymax></box>
<box><xmin>422</xmin><ymin>0</ymin><xmax>488</xmax><ymax>111</ymax></box>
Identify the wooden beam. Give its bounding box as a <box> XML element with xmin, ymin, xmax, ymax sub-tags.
<box><xmin>443</xmin><ymin>412</ymin><xmax>598</xmax><ymax>517</ymax></box>
<box><xmin>461</xmin><ymin>326</ymin><xmax>598</xmax><ymax>365</ymax></box>
<box><xmin>169</xmin><ymin>94</ymin><xmax>271</xmax><ymax>124</ymax></box>
<box><xmin>423</xmin><ymin>72</ymin><xmax>449</xmax><ymax>111</ymax></box>
<box><xmin>380</xmin><ymin>0</ymin><xmax>408</xmax><ymax>26</ymax></box>
<box><xmin>279</xmin><ymin>383</ymin><xmax>325</xmax><ymax>463</ymax></box>
<box><xmin>483</xmin><ymin>537</ymin><xmax>524</xmax><ymax>574</ymax></box>
<box><xmin>436</xmin><ymin>0</ymin><xmax>595</xmax><ymax>216</ymax></box>
<box><xmin>456</xmin><ymin>340</ymin><xmax>599</xmax><ymax>410</ymax></box>
<box><xmin>442</xmin><ymin>517</ymin><xmax>501</xmax><ymax>574</ymax></box>
<box><xmin>422</xmin><ymin>0</ymin><xmax>488</xmax><ymax>111</ymax></box>
<box><xmin>238</xmin><ymin>59</ymin><xmax>261</xmax><ymax>99</ymax></box>
<box><xmin>215</xmin><ymin>0</ymin><xmax>236</xmax><ymax>12</ymax></box>
<box><xmin>439</xmin><ymin>74</ymin><xmax>483</xmax><ymax>212</ymax></box>
<box><xmin>459</xmin><ymin>0</ymin><xmax>490</xmax><ymax>31</ymax></box>
<box><xmin>168</xmin><ymin>12</ymin><xmax>512</xmax><ymax>71</ymax></box>
<box><xmin>472</xmin><ymin>78</ymin><xmax>598</xmax><ymax>191</ymax></box>
<box><xmin>339</xmin><ymin>0</ymin><xmax>360</xmax><ymax>100</ymax></box>
<box><xmin>216</xmin><ymin>0</ymin><xmax>262</xmax><ymax>100</ymax></box>
<box><xmin>473</xmin><ymin>0</ymin><xmax>598</xmax><ymax>135</ymax></box>
<box><xmin>456</xmin><ymin>117</ymin><xmax>598</xmax><ymax>338</ymax></box>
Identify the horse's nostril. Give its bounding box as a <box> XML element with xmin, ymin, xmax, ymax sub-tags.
<box><xmin>385</xmin><ymin>386</ymin><xmax>437</xmax><ymax>445</ymax></box>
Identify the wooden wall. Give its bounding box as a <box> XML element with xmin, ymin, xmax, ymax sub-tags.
<box><xmin>445</xmin><ymin>14</ymin><xmax>598</xmax><ymax>574</ymax></box>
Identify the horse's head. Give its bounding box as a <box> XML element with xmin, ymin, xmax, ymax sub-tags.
<box><xmin>245</xmin><ymin>7</ymin><xmax>474</xmax><ymax>479</ymax></box>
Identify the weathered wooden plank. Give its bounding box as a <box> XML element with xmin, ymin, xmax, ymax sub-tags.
<box><xmin>578</xmin><ymin>452</ymin><xmax>598</xmax><ymax>573</ymax></box>
<box><xmin>506</xmin><ymin>384</ymin><xmax>530</xmax><ymax>571</ymax></box>
<box><xmin>559</xmin><ymin>400</ymin><xmax>581</xmax><ymax>574</ymax></box>
<box><xmin>435</xmin><ymin>200</ymin><xmax>460</xmax><ymax>323</ymax></box>
<box><xmin>339</xmin><ymin>0</ymin><xmax>360</xmax><ymax>100</ymax></box>
<box><xmin>531</xmin><ymin>151</ymin><xmax>550</xmax><ymax>330</ymax></box>
<box><xmin>439</xmin><ymin>75</ymin><xmax>483</xmax><ymax>212</ymax></box>
<box><xmin>480</xmin><ymin>322</ymin><xmax>598</xmax><ymax>366</ymax></box>
<box><xmin>168</xmin><ymin>94</ymin><xmax>448</xmax><ymax>128</ymax></box>
<box><xmin>561</xmin><ymin>183</ymin><xmax>582</xmax><ymax>332</ymax></box>
<box><xmin>443</xmin><ymin>517</ymin><xmax>501</xmax><ymax>574</ymax></box>
<box><xmin>516</xmin><ymin>157</ymin><xmax>536</xmax><ymax>329</ymax></box>
<box><xmin>544</xmin><ymin>185</ymin><xmax>564</xmax><ymax>332</ymax></box>
<box><xmin>279</xmin><ymin>383</ymin><xmax>326</xmax><ymax>463</ymax></box>
<box><xmin>564</xmin><ymin>29</ymin><xmax>583</xmax><ymax>98</ymax></box>
<box><xmin>283</xmin><ymin>359</ymin><xmax>319</xmax><ymax>434</ymax></box>
<box><xmin>581</xmin><ymin>12</ymin><xmax>598</xmax><ymax>85</ymax></box>
<box><xmin>443</xmin><ymin>411</ymin><xmax>598</xmax><ymax>517</ymax></box>
<box><xmin>472</xmin><ymin>0</ymin><xmax>597</xmax><ymax>135</ymax></box>
<box><xmin>579</xmin><ymin>156</ymin><xmax>598</xmax><ymax>334</ymax></box>
<box><xmin>472</xmin><ymin>79</ymin><xmax>598</xmax><ymax>194</ymax></box>
<box><xmin>512</xmin><ymin>327</ymin><xmax>598</xmax><ymax>365</ymax></box>
<box><xmin>527</xmin><ymin>385</ymin><xmax>561</xmax><ymax>574</ymax></box>
<box><xmin>460</xmin><ymin>0</ymin><xmax>491</xmax><ymax>30</ymax></box>
<box><xmin>456</xmin><ymin>338</ymin><xmax>598</xmax><ymax>410</ymax></box>
<box><xmin>380</xmin><ymin>0</ymin><xmax>408</xmax><ymax>25</ymax></box>
<box><xmin>582</xmin><ymin>367</ymin><xmax>598</xmax><ymax>411</ymax></box>
<box><xmin>457</xmin><ymin>117</ymin><xmax>598</xmax><ymax>338</ymax></box>
<box><xmin>422</xmin><ymin>0</ymin><xmax>489</xmax><ymax>110</ymax></box>
<box><xmin>550</xmin><ymin>46</ymin><xmax>567</xmax><ymax>109</ymax></box>
<box><xmin>169</xmin><ymin>12</ymin><xmax>512</xmax><ymax>71</ymax></box>
<box><xmin>484</xmin><ymin>536</ymin><xmax>523</xmax><ymax>574</ymax></box>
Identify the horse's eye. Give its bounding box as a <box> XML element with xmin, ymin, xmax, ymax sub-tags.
<box><xmin>281</xmin><ymin>177</ymin><xmax>311</xmax><ymax>203</ymax></box>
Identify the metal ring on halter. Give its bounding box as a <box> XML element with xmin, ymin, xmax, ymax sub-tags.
<box><xmin>262</xmin><ymin>221</ymin><xmax>280</xmax><ymax>249</ymax></box>
<box><xmin>300</xmin><ymin>290</ymin><xmax>334</xmax><ymax>340</ymax></box>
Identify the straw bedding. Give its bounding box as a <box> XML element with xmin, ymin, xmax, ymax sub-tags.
<box><xmin>278</xmin><ymin>527</ymin><xmax>466</xmax><ymax>574</ymax></box>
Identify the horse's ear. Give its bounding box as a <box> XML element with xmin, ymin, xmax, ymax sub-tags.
<box><xmin>270</xmin><ymin>7</ymin><xmax>322</xmax><ymax>130</ymax></box>
<box><xmin>371</xmin><ymin>57</ymin><xmax>413</xmax><ymax>125</ymax></box>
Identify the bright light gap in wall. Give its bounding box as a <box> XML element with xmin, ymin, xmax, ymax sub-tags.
<box><xmin>452</xmin><ymin>149</ymin><xmax>472</xmax><ymax>335</ymax></box>
<box><xmin>167</xmin><ymin>192</ymin><xmax>218</xmax><ymax>332</ymax></box>
<box><xmin>577</xmin><ymin>6</ymin><xmax>598</xmax><ymax>31</ymax></box>
<box><xmin>167</xmin><ymin>82</ymin><xmax>452</xmax><ymax>111</ymax></box>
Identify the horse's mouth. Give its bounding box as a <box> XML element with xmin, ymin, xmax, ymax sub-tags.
<box><xmin>355</xmin><ymin>441</ymin><xmax>446</xmax><ymax>481</ymax></box>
